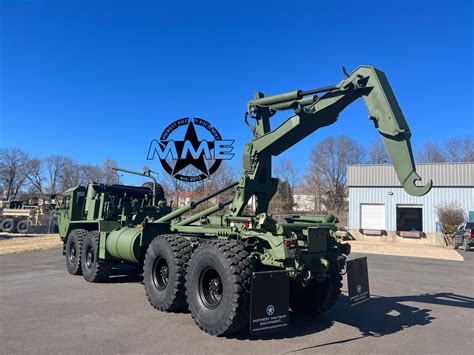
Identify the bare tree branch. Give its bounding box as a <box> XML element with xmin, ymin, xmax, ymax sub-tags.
<box><xmin>416</xmin><ymin>141</ymin><xmax>447</xmax><ymax>163</ymax></box>
<box><xmin>304</xmin><ymin>136</ymin><xmax>365</xmax><ymax>214</ymax></box>
<box><xmin>367</xmin><ymin>140</ymin><xmax>391</xmax><ymax>164</ymax></box>
<box><xmin>25</xmin><ymin>158</ymin><xmax>45</xmax><ymax>194</ymax></box>
<box><xmin>445</xmin><ymin>136</ymin><xmax>474</xmax><ymax>162</ymax></box>
<box><xmin>0</xmin><ymin>147</ymin><xmax>29</xmax><ymax>200</ymax></box>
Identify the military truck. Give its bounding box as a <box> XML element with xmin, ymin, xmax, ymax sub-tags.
<box><xmin>0</xmin><ymin>198</ymin><xmax>57</xmax><ymax>234</ymax></box>
<box><xmin>58</xmin><ymin>66</ymin><xmax>431</xmax><ymax>336</ymax></box>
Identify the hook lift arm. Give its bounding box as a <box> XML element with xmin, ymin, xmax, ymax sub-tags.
<box><xmin>229</xmin><ymin>65</ymin><xmax>432</xmax><ymax>217</ymax></box>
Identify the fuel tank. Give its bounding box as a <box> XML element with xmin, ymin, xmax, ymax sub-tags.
<box><xmin>106</xmin><ymin>227</ymin><xmax>141</xmax><ymax>263</ymax></box>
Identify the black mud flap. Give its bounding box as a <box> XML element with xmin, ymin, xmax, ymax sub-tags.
<box><xmin>249</xmin><ymin>270</ymin><xmax>289</xmax><ymax>335</ymax></box>
<box><xmin>347</xmin><ymin>256</ymin><xmax>370</xmax><ymax>307</ymax></box>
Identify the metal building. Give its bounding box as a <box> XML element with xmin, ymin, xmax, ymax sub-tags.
<box><xmin>347</xmin><ymin>162</ymin><xmax>474</xmax><ymax>245</ymax></box>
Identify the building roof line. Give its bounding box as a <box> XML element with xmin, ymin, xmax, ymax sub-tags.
<box><xmin>348</xmin><ymin>162</ymin><xmax>473</xmax><ymax>167</ymax></box>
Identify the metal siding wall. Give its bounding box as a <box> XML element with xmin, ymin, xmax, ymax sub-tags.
<box><xmin>347</xmin><ymin>163</ymin><xmax>474</xmax><ymax>187</ymax></box>
<box><xmin>348</xmin><ymin>187</ymin><xmax>474</xmax><ymax>232</ymax></box>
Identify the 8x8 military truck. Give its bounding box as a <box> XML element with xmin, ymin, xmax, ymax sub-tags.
<box><xmin>58</xmin><ymin>66</ymin><xmax>431</xmax><ymax>336</ymax></box>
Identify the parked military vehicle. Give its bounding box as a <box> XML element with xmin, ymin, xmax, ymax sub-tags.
<box><xmin>0</xmin><ymin>199</ymin><xmax>56</xmax><ymax>234</ymax></box>
<box><xmin>58</xmin><ymin>66</ymin><xmax>431</xmax><ymax>336</ymax></box>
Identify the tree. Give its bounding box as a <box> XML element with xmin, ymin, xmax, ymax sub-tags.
<box><xmin>80</xmin><ymin>164</ymin><xmax>103</xmax><ymax>184</ymax></box>
<box><xmin>302</xmin><ymin>172</ymin><xmax>324</xmax><ymax>212</ymax></box>
<box><xmin>270</xmin><ymin>180</ymin><xmax>294</xmax><ymax>214</ymax></box>
<box><xmin>274</xmin><ymin>157</ymin><xmax>298</xmax><ymax>190</ymax></box>
<box><xmin>58</xmin><ymin>158</ymin><xmax>82</xmax><ymax>191</ymax></box>
<box><xmin>102</xmin><ymin>159</ymin><xmax>120</xmax><ymax>185</ymax></box>
<box><xmin>416</xmin><ymin>141</ymin><xmax>447</xmax><ymax>163</ymax></box>
<box><xmin>0</xmin><ymin>147</ymin><xmax>29</xmax><ymax>200</ymax></box>
<box><xmin>25</xmin><ymin>158</ymin><xmax>45</xmax><ymax>194</ymax></box>
<box><xmin>436</xmin><ymin>202</ymin><xmax>465</xmax><ymax>235</ymax></box>
<box><xmin>367</xmin><ymin>140</ymin><xmax>390</xmax><ymax>164</ymax></box>
<box><xmin>45</xmin><ymin>155</ymin><xmax>72</xmax><ymax>194</ymax></box>
<box><xmin>445</xmin><ymin>136</ymin><xmax>474</xmax><ymax>162</ymax></box>
<box><xmin>416</xmin><ymin>136</ymin><xmax>473</xmax><ymax>163</ymax></box>
<box><xmin>304</xmin><ymin>136</ymin><xmax>365</xmax><ymax>213</ymax></box>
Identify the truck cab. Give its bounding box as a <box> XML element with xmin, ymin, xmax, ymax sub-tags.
<box><xmin>58</xmin><ymin>186</ymin><xmax>86</xmax><ymax>238</ymax></box>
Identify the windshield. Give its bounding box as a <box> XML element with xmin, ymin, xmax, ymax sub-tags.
<box><xmin>466</xmin><ymin>222</ymin><xmax>474</xmax><ymax>229</ymax></box>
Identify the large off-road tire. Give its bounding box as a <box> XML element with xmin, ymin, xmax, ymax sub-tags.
<box><xmin>81</xmin><ymin>231</ymin><xmax>112</xmax><ymax>282</ymax></box>
<box><xmin>16</xmin><ymin>220</ymin><xmax>30</xmax><ymax>234</ymax></box>
<box><xmin>65</xmin><ymin>229</ymin><xmax>87</xmax><ymax>275</ymax></box>
<box><xmin>143</xmin><ymin>234</ymin><xmax>192</xmax><ymax>312</ymax></box>
<box><xmin>290</xmin><ymin>268</ymin><xmax>343</xmax><ymax>316</ymax></box>
<box><xmin>142</xmin><ymin>182</ymin><xmax>165</xmax><ymax>202</ymax></box>
<box><xmin>185</xmin><ymin>240</ymin><xmax>255</xmax><ymax>336</ymax></box>
<box><xmin>1</xmin><ymin>218</ymin><xmax>15</xmax><ymax>233</ymax></box>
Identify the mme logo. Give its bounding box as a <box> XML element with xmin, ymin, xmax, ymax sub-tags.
<box><xmin>147</xmin><ymin>117</ymin><xmax>234</xmax><ymax>182</ymax></box>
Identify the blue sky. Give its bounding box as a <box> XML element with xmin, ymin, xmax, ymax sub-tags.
<box><xmin>1</xmin><ymin>0</ymin><xmax>472</xmax><ymax>184</ymax></box>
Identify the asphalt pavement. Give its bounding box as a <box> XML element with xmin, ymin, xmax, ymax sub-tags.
<box><xmin>1</xmin><ymin>249</ymin><xmax>473</xmax><ymax>354</ymax></box>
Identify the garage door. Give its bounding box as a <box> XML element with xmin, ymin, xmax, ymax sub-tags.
<box><xmin>361</xmin><ymin>204</ymin><xmax>386</xmax><ymax>230</ymax></box>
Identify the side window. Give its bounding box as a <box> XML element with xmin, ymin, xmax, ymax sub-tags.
<box><xmin>63</xmin><ymin>196</ymin><xmax>71</xmax><ymax>211</ymax></box>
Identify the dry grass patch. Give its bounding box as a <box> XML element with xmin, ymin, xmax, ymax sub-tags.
<box><xmin>0</xmin><ymin>234</ymin><xmax>62</xmax><ymax>255</ymax></box>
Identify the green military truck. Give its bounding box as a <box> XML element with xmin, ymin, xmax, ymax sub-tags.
<box><xmin>58</xmin><ymin>66</ymin><xmax>431</xmax><ymax>336</ymax></box>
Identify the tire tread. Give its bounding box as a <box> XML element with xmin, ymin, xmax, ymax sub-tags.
<box><xmin>186</xmin><ymin>240</ymin><xmax>255</xmax><ymax>336</ymax></box>
<box><xmin>82</xmin><ymin>231</ymin><xmax>111</xmax><ymax>282</ymax></box>
<box><xmin>144</xmin><ymin>234</ymin><xmax>192</xmax><ymax>312</ymax></box>
<box><xmin>66</xmin><ymin>228</ymin><xmax>88</xmax><ymax>275</ymax></box>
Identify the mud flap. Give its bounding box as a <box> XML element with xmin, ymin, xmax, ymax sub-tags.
<box><xmin>249</xmin><ymin>270</ymin><xmax>289</xmax><ymax>335</ymax></box>
<box><xmin>347</xmin><ymin>257</ymin><xmax>370</xmax><ymax>307</ymax></box>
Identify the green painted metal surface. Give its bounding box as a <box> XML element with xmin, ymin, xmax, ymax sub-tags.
<box><xmin>229</xmin><ymin>65</ymin><xmax>431</xmax><ymax>219</ymax></box>
<box><xmin>59</xmin><ymin>65</ymin><xmax>430</xmax><ymax>285</ymax></box>
<box><xmin>106</xmin><ymin>226</ymin><xmax>141</xmax><ymax>263</ymax></box>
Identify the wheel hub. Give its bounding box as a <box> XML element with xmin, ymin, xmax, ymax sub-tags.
<box><xmin>153</xmin><ymin>257</ymin><xmax>169</xmax><ymax>291</ymax></box>
<box><xmin>200</xmin><ymin>268</ymin><xmax>223</xmax><ymax>308</ymax></box>
<box><xmin>85</xmin><ymin>246</ymin><xmax>94</xmax><ymax>269</ymax></box>
<box><xmin>69</xmin><ymin>243</ymin><xmax>76</xmax><ymax>263</ymax></box>
<box><xmin>209</xmin><ymin>278</ymin><xmax>220</xmax><ymax>293</ymax></box>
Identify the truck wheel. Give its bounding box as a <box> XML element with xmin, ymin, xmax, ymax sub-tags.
<box><xmin>81</xmin><ymin>231</ymin><xmax>111</xmax><ymax>282</ymax></box>
<box><xmin>143</xmin><ymin>234</ymin><xmax>192</xmax><ymax>312</ymax></box>
<box><xmin>65</xmin><ymin>229</ymin><xmax>88</xmax><ymax>275</ymax></box>
<box><xmin>464</xmin><ymin>239</ymin><xmax>470</xmax><ymax>251</ymax></box>
<box><xmin>185</xmin><ymin>241</ymin><xmax>255</xmax><ymax>336</ymax></box>
<box><xmin>16</xmin><ymin>220</ymin><xmax>30</xmax><ymax>234</ymax></box>
<box><xmin>290</xmin><ymin>269</ymin><xmax>343</xmax><ymax>316</ymax></box>
<box><xmin>1</xmin><ymin>218</ymin><xmax>15</xmax><ymax>233</ymax></box>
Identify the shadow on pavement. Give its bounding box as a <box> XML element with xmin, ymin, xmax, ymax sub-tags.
<box><xmin>231</xmin><ymin>292</ymin><xmax>473</xmax><ymax>342</ymax></box>
<box><xmin>106</xmin><ymin>264</ymin><xmax>143</xmax><ymax>284</ymax></box>
<box><xmin>228</xmin><ymin>313</ymin><xmax>335</xmax><ymax>341</ymax></box>
<box><xmin>80</xmin><ymin>261</ymin><xmax>474</xmax><ymax>344</ymax></box>
<box><xmin>286</xmin><ymin>292</ymin><xmax>474</xmax><ymax>352</ymax></box>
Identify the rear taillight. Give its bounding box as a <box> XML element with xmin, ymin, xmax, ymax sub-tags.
<box><xmin>467</xmin><ymin>230</ymin><xmax>472</xmax><ymax>238</ymax></box>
